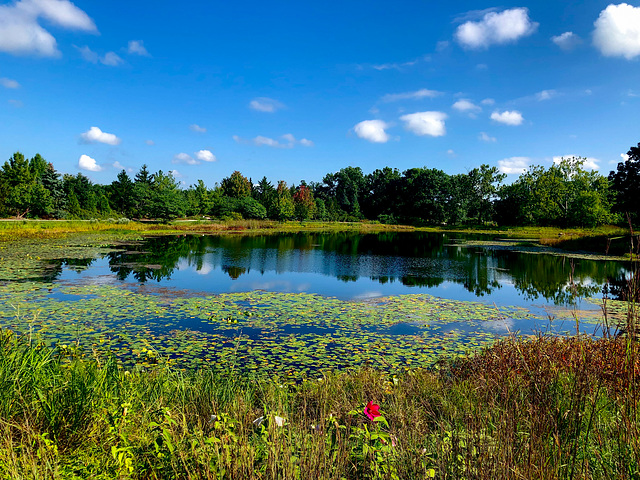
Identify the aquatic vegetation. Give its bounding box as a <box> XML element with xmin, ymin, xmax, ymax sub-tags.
<box><xmin>0</xmin><ymin>281</ymin><xmax>533</xmax><ymax>380</ymax></box>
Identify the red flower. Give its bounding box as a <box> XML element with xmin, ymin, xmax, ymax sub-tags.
<box><xmin>364</xmin><ymin>401</ymin><xmax>381</xmax><ymax>421</ymax></box>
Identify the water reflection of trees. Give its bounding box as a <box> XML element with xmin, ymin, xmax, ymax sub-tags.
<box><xmin>41</xmin><ymin>257</ymin><xmax>95</xmax><ymax>282</ymax></box>
<box><xmin>98</xmin><ymin>233</ymin><xmax>628</xmax><ymax>304</ymax></box>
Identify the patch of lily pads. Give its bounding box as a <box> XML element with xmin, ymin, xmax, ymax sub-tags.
<box><xmin>0</xmin><ymin>278</ymin><xmax>588</xmax><ymax>382</ymax></box>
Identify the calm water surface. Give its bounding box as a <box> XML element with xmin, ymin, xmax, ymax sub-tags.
<box><xmin>51</xmin><ymin>231</ymin><xmax>627</xmax><ymax>310</ymax></box>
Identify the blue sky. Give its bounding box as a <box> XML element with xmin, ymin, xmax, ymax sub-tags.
<box><xmin>1</xmin><ymin>0</ymin><xmax>639</xmax><ymax>187</ymax></box>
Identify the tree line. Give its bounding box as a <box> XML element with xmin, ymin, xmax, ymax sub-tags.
<box><xmin>1</xmin><ymin>142</ymin><xmax>639</xmax><ymax>227</ymax></box>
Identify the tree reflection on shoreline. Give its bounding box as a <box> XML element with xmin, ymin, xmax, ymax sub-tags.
<box><xmin>83</xmin><ymin>232</ymin><xmax>631</xmax><ymax>305</ymax></box>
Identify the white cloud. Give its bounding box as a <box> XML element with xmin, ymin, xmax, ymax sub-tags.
<box><xmin>76</xmin><ymin>46</ymin><xmax>123</xmax><ymax>66</ymax></box>
<box><xmin>479</xmin><ymin>132</ymin><xmax>497</xmax><ymax>142</ymax></box>
<box><xmin>233</xmin><ymin>133</ymin><xmax>312</xmax><ymax>148</ymax></box>
<box><xmin>0</xmin><ymin>77</ymin><xmax>20</xmax><ymax>88</ymax></box>
<box><xmin>173</xmin><ymin>153</ymin><xmax>197</xmax><ymax>165</ymax></box>
<box><xmin>593</xmin><ymin>3</ymin><xmax>640</xmax><ymax>60</ymax></box>
<box><xmin>553</xmin><ymin>155</ymin><xmax>600</xmax><ymax>170</ymax></box>
<box><xmin>78</xmin><ymin>154</ymin><xmax>102</xmax><ymax>172</ymax></box>
<box><xmin>190</xmin><ymin>124</ymin><xmax>207</xmax><ymax>133</ymax></box>
<box><xmin>536</xmin><ymin>89</ymin><xmax>557</xmax><ymax>101</ymax></box>
<box><xmin>80</xmin><ymin>126</ymin><xmax>121</xmax><ymax>145</ymax></box>
<box><xmin>254</xmin><ymin>136</ymin><xmax>280</xmax><ymax>147</ymax></box>
<box><xmin>498</xmin><ymin>157</ymin><xmax>530</xmax><ymax>174</ymax></box>
<box><xmin>436</xmin><ymin>40</ymin><xmax>450</xmax><ymax>51</ymax></box>
<box><xmin>371</xmin><ymin>55</ymin><xmax>429</xmax><ymax>71</ymax></box>
<box><xmin>452</xmin><ymin>99</ymin><xmax>481</xmax><ymax>115</ymax></box>
<box><xmin>551</xmin><ymin>31</ymin><xmax>582</xmax><ymax>51</ymax></box>
<box><xmin>195</xmin><ymin>149</ymin><xmax>216</xmax><ymax>162</ymax></box>
<box><xmin>400</xmin><ymin>111</ymin><xmax>447</xmax><ymax>137</ymax></box>
<box><xmin>145</xmin><ymin>139</ymin><xmax>154</xmax><ymax>146</ymax></box>
<box><xmin>127</xmin><ymin>40</ymin><xmax>149</xmax><ymax>56</ymax></box>
<box><xmin>491</xmin><ymin>110</ymin><xmax>524</xmax><ymax>126</ymax></box>
<box><xmin>75</xmin><ymin>45</ymin><xmax>98</xmax><ymax>63</ymax></box>
<box><xmin>481</xmin><ymin>98</ymin><xmax>495</xmax><ymax>105</ymax></box>
<box><xmin>447</xmin><ymin>149</ymin><xmax>456</xmax><ymax>156</ymax></box>
<box><xmin>381</xmin><ymin>88</ymin><xmax>442</xmax><ymax>102</ymax></box>
<box><xmin>0</xmin><ymin>0</ymin><xmax>96</xmax><ymax>57</ymax></box>
<box><xmin>112</xmin><ymin>161</ymin><xmax>125</xmax><ymax>170</ymax></box>
<box><xmin>8</xmin><ymin>99</ymin><xmax>23</xmax><ymax>107</ymax></box>
<box><xmin>455</xmin><ymin>8</ymin><xmax>538</xmax><ymax>49</ymax></box>
<box><xmin>169</xmin><ymin>169</ymin><xmax>183</xmax><ymax>178</ymax></box>
<box><xmin>621</xmin><ymin>153</ymin><xmax>630</xmax><ymax>162</ymax></box>
<box><xmin>101</xmin><ymin>51</ymin><xmax>123</xmax><ymax>66</ymax></box>
<box><xmin>354</xmin><ymin>120</ymin><xmax>390</xmax><ymax>143</ymax></box>
<box><xmin>249</xmin><ymin>97</ymin><xmax>284</xmax><ymax>113</ymax></box>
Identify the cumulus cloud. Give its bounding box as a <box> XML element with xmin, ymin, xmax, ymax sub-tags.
<box><xmin>80</xmin><ymin>126</ymin><xmax>121</xmax><ymax>145</ymax></box>
<box><xmin>381</xmin><ymin>88</ymin><xmax>441</xmax><ymax>102</ymax></box>
<box><xmin>0</xmin><ymin>0</ymin><xmax>96</xmax><ymax>57</ymax></box>
<box><xmin>195</xmin><ymin>149</ymin><xmax>216</xmax><ymax>162</ymax></box>
<box><xmin>498</xmin><ymin>157</ymin><xmax>530</xmax><ymax>174</ymax></box>
<box><xmin>173</xmin><ymin>153</ymin><xmax>197</xmax><ymax>165</ymax></box>
<box><xmin>621</xmin><ymin>153</ymin><xmax>630</xmax><ymax>162</ymax></box>
<box><xmin>552</xmin><ymin>31</ymin><xmax>582</xmax><ymax>51</ymax></box>
<box><xmin>353</xmin><ymin>120</ymin><xmax>390</xmax><ymax>143</ymax></box>
<box><xmin>299</xmin><ymin>138</ymin><xmax>314</xmax><ymax>147</ymax></box>
<box><xmin>127</xmin><ymin>40</ymin><xmax>149</xmax><ymax>56</ymax></box>
<box><xmin>173</xmin><ymin>150</ymin><xmax>217</xmax><ymax>165</ymax></box>
<box><xmin>593</xmin><ymin>3</ymin><xmax>640</xmax><ymax>59</ymax></box>
<box><xmin>491</xmin><ymin>110</ymin><xmax>524</xmax><ymax>126</ymax></box>
<box><xmin>249</xmin><ymin>97</ymin><xmax>284</xmax><ymax>112</ymax></box>
<box><xmin>169</xmin><ymin>169</ymin><xmax>183</xmax><ymax>178</ymax></box>
<box><xmin>452</xmin><ymin>99</ymin><xmax>481</xmax><ymax>115</ymax></box>
<box><xmin>0</xmin><ymin>77</ymin><xmax>20</xmax><ymax>88</ymax></box>
<box><xmin>400</xmin><ymin>111</ymin><xmax>447</xmax><ymax>137</ymax></box>
<box><xmin>78</xmin><ymin>154</ymin><xmax>102</xmax><ymax>172</ymax></box>
<box><xmin>553</xmin><ymin>155</ymin><xmax>600</xmax><ymax>170</ymax></box>
<box><xmin>455</xmin><ymin>7</ymin><xmax>538</xmax><ymax>49</ymax></box>
<box><xmin>479</xmin><ymin>132</ymin><xmax>497</xmax><ymax>142</ymax></box>
<box><xmin>189</xmin><ymin>124</ymin><xmax>207</xmax><ymax>133</ymax></box>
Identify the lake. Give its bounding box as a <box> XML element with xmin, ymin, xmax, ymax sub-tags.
<box><xmin>0</xmin><ymin>231</ymin><xmax>630</xmax><ymax>379</ymax></box>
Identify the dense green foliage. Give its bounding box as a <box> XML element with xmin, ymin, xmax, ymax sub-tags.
<box><xmin>1</xmin><ymin>142</ymin><xmax>638</xmax><ymax>226</ymax></box>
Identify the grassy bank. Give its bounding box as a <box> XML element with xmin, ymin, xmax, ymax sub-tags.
<box><xmin>0</xmin><ymin>218</ymin><xmax>630</xmax><ymax>243</ymax></box>
<box><xmin>0</xmin><ymin>219</ymin><xmax>415</xmax><ymax>242</ymax></box>
<box><xmin>1</xmin><ymin>329</ymin><xmax>639</xmax><ymax>479</ymax></box>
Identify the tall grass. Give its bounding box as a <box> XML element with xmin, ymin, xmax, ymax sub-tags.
<box><xmin>0</xmin><ymin>326</ymin><xmax>639</xmax><ymax>478</ymax></box>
